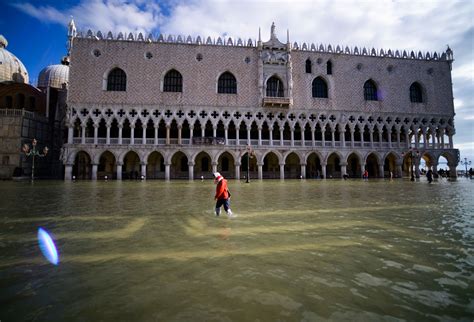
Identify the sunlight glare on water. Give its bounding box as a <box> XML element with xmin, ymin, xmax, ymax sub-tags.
<box><xmin>0</xmin><ymin>179</ymin><xmax>473</xmax><ymax>321</ymax></box>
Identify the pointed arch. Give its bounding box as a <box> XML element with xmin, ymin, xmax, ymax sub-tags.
<box><xmin>410</xmin><ymin>82</ymin><xmax>423</xmax><ymax>103</ymax></box>
<box><xmin>305</xmin><ymin>58</ymin><xmax>312</xmax><ymax>73</ymax></box>
<box><xmin>105</xmin><ymin>67</ymin><xmax>127</xmax><ymax>91</ymax></box>
<box><xmin>266</xmin><ymin>75</ymin><xmax>284</xmax><ymax>97</ymax></box>
<box><xmin>312</xmin><ymin>77</ymin><xmax>328</xmax><ymax>98</ymax></box>
<box><xmin>217</xmin><ymin>71</ymin><xmax>237</xmax><ymax>94</ymax></box>
<box><xmin>364</xmin><ymin>79</ymin><xmax>378</xmax><ymax>101</ymax></box>
<box><xmin>163</xmin><ymin>69</ymin><xmax>183</xmax><ymax>92</ymax></box>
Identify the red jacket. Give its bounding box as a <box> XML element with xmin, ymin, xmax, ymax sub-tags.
<box><xmin>215</xmin><ymin>179</ymin><xmax>230</xmax><ymax>200</ymax></box>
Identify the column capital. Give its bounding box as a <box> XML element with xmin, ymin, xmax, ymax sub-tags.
<box><xmin>140</xmin><ymin>161</ymin><xmax>147</xmax><ymax>166</ymax></box>
<box><xmin>116</xmin><ymin>161</ymin><xmax>123</xmax><ymax>166</ymax></box>
<box><xmin>188</xmin><ymin>161</ymin><xmax>195</xmax><ymax>166</ymax></box>
<box><xmin>339</xmin><ymin>162</ymin><xmax>348</xmax><ymax>166</ymax></box>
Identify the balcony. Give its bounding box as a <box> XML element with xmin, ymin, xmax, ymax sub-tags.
<box><xmin>262</xmin><ymin>97</ymin><xmax>292</xmax><ymax>108</ymax></box>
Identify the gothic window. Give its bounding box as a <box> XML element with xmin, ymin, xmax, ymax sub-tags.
<box><xmin>266</xmin><ymin>76</ymin><xmax>284</xmax><ymax>97</ymax></box>
<box><xmin>410</xmin><ymin>82</ymin><xmax>423</xmax><ymax>103</ymax></box>
<box><xmin>364</xmin><ymin>79</ymin><xmax>378</xmax><ymax>101</ymax></box>
<box><xmin>305</xmin><ymin>59</ymin><xmax>312</xmax><ymax>73</ymax></box>
<box><xmin>5</xmin><ymin>96</ymin><xmax>12</xmax><ymax>108</ymax></box>
<box><xmin>218</xmin><ymin>72</ymin><xmax>237</xmax><ymax>94</ymax></box>
<box><xmin>326</xmin><ymin>61</ymin><xmax>332</xmax><ymax>75</ymax></box>
<box><xmin>163</xmin><ymin>69</ymin><xmax>183</xmax><ymax>92</ymax></box>
<box><xmin>312</xmin><ymin>77</ymin><xmax>328</xmax><ymax>98</ymax></box>
<box><xmin>107</xmin><ymin>68</ymin><xmax>127</xmax><ymax>91</ymax></box>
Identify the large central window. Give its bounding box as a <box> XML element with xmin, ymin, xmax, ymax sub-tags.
<box><xmin>218</xmin><ymin>72</ymin><xmax>237</xmax><ymax>94</ymax></box>
<box><xmin>364</xmin><ymin>80</ymin><xmax>378</xmax><ymax>101</ymax></box>
<box><xmin>163</xmin><ymin>69</ymin><xmax>183</xmax><ymax>92</ymax></box>
<box><xmin>266</xmin><ymin>76</ymin><xmax>284</xmax><ymax>97</ymax></box>
<box><xmin>107</xmin><ymin>68</ymin><xmax>127</xmax><ymax>91</ymax></box>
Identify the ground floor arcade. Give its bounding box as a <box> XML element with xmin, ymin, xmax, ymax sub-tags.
<box><xmin>63</xmin><ymin>145</ymin><xmax>459</xmax><ymax>180</ymax></box>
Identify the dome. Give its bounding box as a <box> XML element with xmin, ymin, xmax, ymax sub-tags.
<box><xmin>38</xmin><ymin>56</ymin><xmax>69</xmax><ymax>89</ymax></box>
<box><xmin>0</xmin><ymin>35</ymin><xmax>29</xmax><ymax>84</ymax></box>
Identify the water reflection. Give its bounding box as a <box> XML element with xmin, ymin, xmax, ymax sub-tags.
<box><xmin>0</xmin><ymin>179</ymin><xmax>473</xmax><ymax>321</ymax></box>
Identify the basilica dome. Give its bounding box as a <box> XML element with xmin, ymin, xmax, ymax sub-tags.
<box><xmin>38</xmin><ymin>56</ymin><xmax>70</xmax><ymax>89</ymax></box>
<box><xmin>0</xmin><ymin>35</ymin><xmax>29</xmax><ymax>84</ymax></box>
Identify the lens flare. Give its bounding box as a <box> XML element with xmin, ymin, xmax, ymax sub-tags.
<box><xmin>38</xmin><ymin>228</ymin><xmax>59</xmax><ymax>265</ymax></box>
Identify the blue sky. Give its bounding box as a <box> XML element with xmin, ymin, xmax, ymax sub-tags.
<box><xmin>1</xmin><ymin>0</ymin><xmax>473</xmax><ymax>167</ymax></box>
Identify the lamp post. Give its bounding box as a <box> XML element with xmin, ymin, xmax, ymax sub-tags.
<box><xmin>461</xmin><ymin>157</ymin><xmax>471</xmax><ymax>177</ymax></box>
<box><xmin>22</xmin><ymin>138</ymin><xmax>48</xmax><ymax>181</ymax></box>
<box><xmin>402</xmin><ymin>149</ymin><xmax>419</xmax><ymax>181</ymax></box>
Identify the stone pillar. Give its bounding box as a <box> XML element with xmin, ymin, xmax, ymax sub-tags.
<box><xmin>116</xmin><ymin>162</ymin><xmax>123</xmax><ymax>180</ymax></box>
<box><xmin>432</xmin><ymin>160</ymin><xmax>439</xmax><ymax>177</ymax></box>
<box><xmin>422</xmin><ymin>130</ymin><xmax>428</xmax><ymax>149</ymax></box>
<box><xmin>379</xmin><ymin>164</ymin><xmax>385</xmax><ymax>178</ymax></box>
<box><xmin>331</xmin><ymin>128</ymin><xmax>335</xmax><ymax>147</ymax></box>
<box><xmin>396</xmin><ymin>129</ymin><xmax>401</xmax><ymax>148</ymax></box>
<box><xmin>340</xmin><ymin>162</ymin><xmax>347</xmax><ymax>179</ymax></box>
<box><xmin>414</xmin><ymin>158</ymin><xmax>420</xmax><ymax>179</ymax></box>
<box><xmin>213</xmin><ymin>126</ymin><xmax>217</xmax><ymax>138</ymax></box>
<box><xmin>93</xmin><ymin>124</ymin><xmax>98</xmax><ymax>145</ymax></box>
<box><xmin>68</xmin><ymin>126</ymin><xmax>73</xmax><ymax>144</ymax></box>
<box><xmin>321</xmin><ymin>162</ymin><xmax>327</xmax><ymax>179</ymax></box>
<box><xmin>201</xmin><ymin>127</ymin><xmax>205</xmax><ymax>138</ymax></box>
<box><xmin>224</xmin><ymin>126</ymin><xmax>229</xmax><ymax>145</ymax></box>
<box><xmin>258</xmin><ymin>127</ymin><xmax>262</xmax><ymax>146</ymax></box>
<box><xmin>130</xmin><ymin>124</ymin><xmax>135</xmax><ymax>145</ymax></box>
<box><xmin>350</xmin><ymin>129</ymin><xmax>355</xmax><ymax>148</ymax></box>
<box><xmin>415</xmin><ymin>129</ymin><xmax>419</xmax><ymax>149</ymax></box>
<box><xmin>106</xmin><ymin>124</ymin><xmax>111</xmax><ymax>145</ymax></box>
<box><xmin>388</xmin><ymin>129</ymin><xmax>392</xmax><ymax>148</ymax></box>
<box><xmin>142</xmin><ymin>125</ymin><xmax>147</xmax><ymax>144</ymax></box>
<box><xmin>166</xmin><ymin>125</ymin><xmax>170</xmax><ymax>145</ymax></box>
<box><xmin>300</xmin><ymin>163</ymin><xmax>306</xmax><ymax>179</ymax></box>
<box><xmin>188</xmin><ymin>162</ymin><xmax>194</xmax><ymax>181</ymax></box>
<box><xmin>154</xmin><ymin>125</ymin><xmax>158</xmax><ymax>145</ymax></box>
<box><xmin>280</xmin><ymin>128</ymin><xmax>284</xmax><ymax>146</ymax></box>
<box><xmin>279</xmin><ymin>163</ymin><xmax>285</xmax><ymax>180</ymax></box>
<box><xmin>378</xmin><ymin>129</ymin><xmax>383</xmax><ymax>147</ymax></box>
<box><xmin>189</xmin><ymin>127</ymin><xmax>194</xmax><ymax>145</ymax></box>
<box><xmin>64</xmin><ymin>164</ymin><xmax>73</xmax><ymax>180</ymax></box>
<box><xmin>258</xmin><ymin>163</ymin><xmax>263</xmax><ymax>180</ymax></box>
<box><xmin>311</xmin><ymin>128</ymin><xmax>315</xmax><ymax>147</ymax></box>
<box><xmin>92</xmin><ymin>163</ymin><xmax>98</xmax><ymax>180</ymax></box>
<box><xmin>395</xmin><ymin>160</ymin><xmax>403</xmax><ymax>178</ymax></box>
<box><xmin>341</xmin><ymin>128</ymin><xmax>346</xmax><ymax>148</ymax></box>
<box><xmin>165</xmin><ymin>163</ymin><xmax>170</xmax><ymax>181</ymax></box>
<box><xmin>321</xmin><ymin>129</ymin><xmax>325</xmax><ymax>147</ymax></box>
<box><xmin>247</xmin><ymin>127</ymin><xmax>251</xmax><ymax>145</ymax></box>
<box><xmin>141</xmin><ymin>163</ymin><xmax>147</xmax><ymax>179</ymax></box>
<box><xmin>81</xmin><ymin>124</ymin><xmax>86</xmax><ymax>144</ymax></box>
<box><xmin>369</xmin><ymin>130</ymin><xmax>374</xmax><ymax>148</ymax></box>
<box><xmin>441</xmin><ymin>131</ymin><xmax>445</xmax><ymax>148</ymax></box>
<box><xmin>290</xmin><ymin>127</ymin><xmax>294</xmax><ymax>147</ymax></box>
<box><xmin>269</xmin><ymin>128</ymin><xmax>273</xmax><ymax>146</ymax></box>
<box><xmin>448</xmin><ymin>163</ymin><xmax>457</xmax><ymax>178</ymax></box>
<box><xmin>178</xmin><ymin>125</ymin><xmax>182</xmax><ymax>145</ymax></box>
<box><xmin>431</xmin><ymin>130</ymin><xmax>436</xmax><ymax>149</ymax></box>
<box><xmin>406</xmin><ymin>132</ymin><xmax>410</xmax><ymax>149</ymax></box>
<box><xmin>118</xmin><ymin>124</ymin><xmax>123</xmax><ymax>145</ymax></box>
<box><xmin>236</xmin><ymin>128</ymin><xmax>240</xmax><ymax>146</ymax></box>
<box><xmin>212</xmin><ymin>162</ymin><xmax>218</xmax><ymax>174</ymax></box>
<box><xmin>301</xmin><ymin>130</ymin><xmax>305</xmax><ymax>147</ymax></box>
<box><xmin>449</xmin><ymin>134</ymin><xmax>453</xmax><ymax>149</ymax></box>
<box><xmin>235</xmin><ymin>163</ymin><xmax>241</xmax><ymax>180</ymax></box>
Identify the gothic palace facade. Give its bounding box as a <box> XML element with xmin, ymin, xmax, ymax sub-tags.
<box><xmin>63</xmin><ymin>21</ymin><xmax>459</xmax><ymax>180</ymax></box>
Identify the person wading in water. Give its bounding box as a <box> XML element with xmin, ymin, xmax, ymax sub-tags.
<box><xmin>213</xmin><ymin>172</ymin><xmax>234</xmax><ymax>218</ymax></box>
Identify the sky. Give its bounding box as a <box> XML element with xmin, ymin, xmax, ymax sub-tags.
<box><xmin>1</xmin><ymin>0</ymin><xmax>473</xmax><ymax>168</ymax></box>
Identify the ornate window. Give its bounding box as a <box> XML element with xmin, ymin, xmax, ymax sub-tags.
<box><xmin>312</xmin><ymin>77</ymin><xmax>328</xmax><ymax>98</ymax></box>
<box><xmin>327</xmin><ymin>61</ymin><xmax>332</xmax><ymax>75</ymax></box>
<box><xmin>107</xmin><ymin>68</ymin><xmax>127</xmax><ymax>91</ymax></box>
<box><xmin>305</xmin><ymin>59</ymin><xmax>312</xmax><ymax>73</ymax></box>
<box><xmin>218</xmin><ymin>72</ymin><xmax>237</xmax><ymax>94</ymax></box>
<box><xmin>266</xmin><ymin>76</ymin><xmax>284</xmax><ymax>97</ymax></box>
<box><xmin>163</xmin><ymin>69</ymin><xmax>183</xmax><ymax>92</ymax></box>
<box><xmin>410</xmin><ymin>82</ymin><xmax>423</xmax><ymax>103</ymax></box>
<box><xmin>364</xmin><ymin>80</ymin><xmax>378</xmax><ymax>101</ymax></box>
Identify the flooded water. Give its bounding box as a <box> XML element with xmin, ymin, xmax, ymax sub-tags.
<box><xmin>0</xmin><ymin>178</ymin><xmax>473</xmax><ymax>321</ymax></box>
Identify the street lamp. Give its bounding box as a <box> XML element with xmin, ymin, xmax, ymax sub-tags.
<box><xmin>402</xmin><ymin>149</ymin><xmax>419</xmax><ymax>181</ymax></box>
<box><xmin>461</xmin><ymin>157</ymin><xmax>471</xmax><ymax>177</ymax></box>
<box><xmin>22</xmin><ymin>138</ymin><xmax>48</xmax><ymax>181</ymax></box>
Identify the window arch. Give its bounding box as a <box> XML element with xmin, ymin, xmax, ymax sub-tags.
<box><xmin>163</xmin><ymin>69</ymin><xmax>183</xmax><ymax>92</ymax></box>
<box><xmin>326</xmin><ymin>60</ymin><xmax>332</xmax><ymax>75</ymax></box>
<box><xmin>107</xmin><ymin>68</ymin><xmax>127</xmax><ymax>91</ymax></box>
<box><xmin>218</xmin><ymin>72</ymin><xmax>237</xmax><ymax>94</ymax></box>
<box><xmin>305</xmin><ymin>59</ymin><xmax>312</xmax><ymax>73</ymax></box>
<box><xmin>364</xmin><ymin>79</ymin><xmax>378</xmax><ymax>101</ymax></box>
<box><xmin>266</xmin><ymin>76</ymin><xmax>284</xmax><ymax>97</ymax></box>
<box><xmin>410</xmin><ymin>82</ymin><xmax>423</xmax><ymax>103</ymax></box>
<box><xmin>312</xmin><ymin>77</ymin><xmax>328</xmax><ymax>98</ymax></box>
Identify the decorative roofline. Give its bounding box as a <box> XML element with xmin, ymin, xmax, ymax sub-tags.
<box><xmin>73</xmin><ymin>28</ymin><xmax>452</xmax><ymax>62</ymax></box>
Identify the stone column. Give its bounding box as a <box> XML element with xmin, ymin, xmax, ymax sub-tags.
<box><xmin>106</xmin><ymin>124</ymin><xmax>111</xmax><ymax>145</ymax></box>
<box><xmin>431</xmin><ymin>129</ymin><xmax>436</xmax><ymax>149</ymax></box>
<box><xmin>165</xmin><ymin>162</ymin><xmax>170</xmax><ymax>181</ymax></box>
<box><xmin>130</xmin><ymin>124</ymin><xmax>135</xmax><ymax>145</ymax></box>
<box><xmin>379</xmin><ymin>164</ymin><xmax>385</xmax><ymax>178</ymax></box>
<box><xmin>212</xmin><ymin>162</ymin><xmax>218</xmax><ymax>174</ymax></box>
<box><xmin>441</xmin><ymin>130</ymin><xmax>445</xmax><ymax>148</ymax></box>
<box><xmin>290</xmin><ymin>127</ymin><xmax>294</xmax><ymax>147</ymax></box>
<box><xmin>116</xmin><ymin>162</ymin><xmax>123</xmax><ymax>180</ymax></box>
<box><xmin>331</xmin><ymin>128</ymin><xmax>335</xmax><ymax>147</ymax></box>
<box><xmin>395</xmin><ymin>159</ymin><xmax>403</xmax><ymax>178</ymax></box>
<box><xmin>311</xmin><ymin>128</ymin><xmax>315</xmax><ymax>147</ymax></box>
<box><xmin>92</xmin><ymin>163</ymin><xmax>98</xmax><ymax>180</ymax></box>
<box><xmin>388</xmin><ymin>129</ymin><xmax>392</xmax><ymax>148</ymax></box>
<box><xmin>189</xmin><ymin>126</ymin><xmax>194</xmax><ymax>145</ymax></box>
<box><xmin>258</xmin><ymin>163</ymin><xmax>263</xmax><ymax>180</ymax></box>
<box><xmin>178</xmin><ymin>125</ymin><xmax>182</xmax><ymax>145</ymax></box>
<box><xmin>448</xmin><ymin>134</ymin><xmax>453</xmax><ymax>149</ymax></box>
<box><xmin>431</xmin><ymin>160</ymin><xmax>439</xmax><ymax>177</ymax></box>
<box><xmin>301</xmin><ymin>130</ymin><xmax>305</xmax><ymax>147</ymax></box>
<box><xmin>414</xmin><ymin>129</ymin><xmax>419</xmax><ymax>149</ymax></box>
<box><xmin>68</xmin><ymin>126</ymin><xmax>73</xmax><ymax>144</ymax></box>
<box><xmin>321</xmin><ymin>162</ymin><xmax>327</xmax><ymax>179</ymax></box>
<box><xmin>396</xmin><ymin>129</ymin><xmax>401</xmax><ymax>148</ymax></box>
<box><xmin>378</xmin><ymin>129</ymin><xmax>383</xmax><ymax>147</ymax></box>
<box><xmin>64</xmin><ymin>163</ymin><xmax>73</xmax><ymax>180</ymax></box>
<box><xmin>118</xmin><ymin>124</ymin><xmax>123</xmax><ymax>145</ymax></box>
<box><xmin>141</xmin><ymin>162</ymin><xmax>147</xmax><ymax>179</ymax></box>
<box><xmin>188</xmin><ymin>162</ymin><xmax>194</xmax><ymax>181</ymax></box>
<box><xmin>321</xmin><ymin>129</ymin><xmax>325</xmax><ymax>147</ymax></box>
<box><xmin>166</xmin><ymin>125</ymin><xmax>170</xmax><ymax>145</ymax></box>
<box><xmin>235</xmin><ymin>162</ymin><xmax>241</xmax><ymax>180</ymax></box>
<box><xmin>300</xmin><ymin>163</ymin><xmax>306</xmax><ymax>179</ymax></box>
<box><xmin>201</xmin><ymin>127</ymin><xmax>205</xmax><ymax>138</ymax></box>
<box><xmin>406</xmin><ymin>132</ymin><xmax>410</xmax><ymax>149</ymax></box>
<box><xmin>258</xmin><ymin>127</ymin><xmax>262</xmax><ymax>146</ymax></box>
<box><xmin>422</xmin><ymin>130</ymin><xmax>428</xmax><ymax>149</ymax></box>
<box><xmin>280</xmin><ymin>128</ymin><xmax>284</xmax><ymax>146</ymax></box>
<box><xmin>142</xmin><ymin>125</ymin><xmax>147</xmax><ymax>144</ymax></box>
<box><xmin>414</xmin><ymin>158</ymin><xmax>420</xmax><ymax>178</ymax></box>
<box><xmin>224</xmin><ymin>126</ymin><xmax>229</xmax><ymax>145</ymax></box>
<box><xmin>448</xmin><ymin>163</ymin><xmax>457</xmax><ymax>178</ymax></box>
<box><xmin>81</xmin><ymin>124</ymin><xmax>86</xmax><ymax>144</ymax></box>
<box><xmin>279</xmin><ymin>163</ymin><xmax>285</xmax><ymax>180</ymax></box>
<box><xmin>340</xmin><ymin>162</ymin><xmax>347</xmax><ymax>179</ymax></box>
<box><xmin>93</xmin><ymin>124</ymin><xmax>98</xmax><ymax>145</ymax></box>
<box><xmin>247</xmin><ymin>127</ymin><xmax>251</xmax><ymax>146</ymax></box>
<box><xmin>350</xmin><ymin>129</ymin><xmax>355</xmax><ymax>148</ymax></box>
<box><xmin>213</xmin><ymin>126</ymin><xmax>217</xmax><ymax>138</ymax></box>
<box><xmin>154</xmin><ymin>125</ymin><xmax>158</xmax><ymax>145</ymax></box>
<box><xmin>369</xmin><ymin>129</ymin><xmax>374</xmax><ymax>148</ymax></box>
<box><xmin>236</xmin><ymin>127</ymin><xmax>240</xmax><ymax>145</ymax></box>
<box><xmin>341</xmin><ymin>128</ymin><xmax>346</xmax><ymax>147</ymax></box>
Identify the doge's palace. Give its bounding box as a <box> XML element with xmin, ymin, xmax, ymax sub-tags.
<box><xmin>63</xmin><ymin>20</ymin><xmax>459</xmax><ymax>180</ymax></box>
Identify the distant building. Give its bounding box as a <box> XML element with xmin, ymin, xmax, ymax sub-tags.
<box><xmin>0</xmin><ymin>35</ymin><xmax>68</xmax><ymax>179</ymax></box>
<box><xmin>63</xmin><ymin>21</ymin><xmax>459</xmax><ymax>180</ymax></box>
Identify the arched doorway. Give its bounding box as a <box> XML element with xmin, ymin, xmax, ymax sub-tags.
<box><xmin>240</xmin><ymin>151</ymin><xmax>257</xmax><ymax>180</ymax></box>
<box><xmin>347</xmin><ymin>152</ymin><xmax>362</xmax><ymax>178</ymax></box>
<box><xmin>284</xmin><ymin>153</ymin><xmax>300</xmax><ymax>179</ymax></box>
<box><xmin>123</xmin><ymin>151</ymin><xmax>140</xmax><ymax>179</ymax></box>
<box><xmin>73</xmin><ymin>151</ymin><xmax>92</xmax><ymax>179</ymax></box>
<box><xmin>326</xmin><ymin>153</ymin><xmax>341</xmax><ymax>178</ymax></box>
<box><xmin>171</xmin><ymin>151</ymin><xmax>188</xmax><ymax>179</ymax></box>
<box><xmin>384</xmin><ymin>152</ymin><xmax>398</xmax><ymax>178</ymax></box>
<box><xmin>365</xmin><ymin>153</ymin><xmax>380</xmax><ymax>178</ymax></box>
<box><xmin>263</xmin><ymin>152</ymin><xmax>280</xmax><ymax>179</ymax></box>
<box><xmin>147</xmin><ymin>151</ymin><xmax>165</xmax><ymax>179</ymax></box>
<box><xmin>194</xmin><ymin>151</ymin><xmax>212</xmax><ymax>179</ymax></box>
<box><xmin>217</xmin><ymin>152</ymin><xmax>235</xmax><ymax>178</ymax></box>
<box><xmin>98</xmin><ymin>151</ymin><xmax>116</xmax><ymax>179</ymax></box>
<box><xmin>306</xmin><ymin>153</ymin><xmax>322</xmax><ymax>179</ymax></box>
